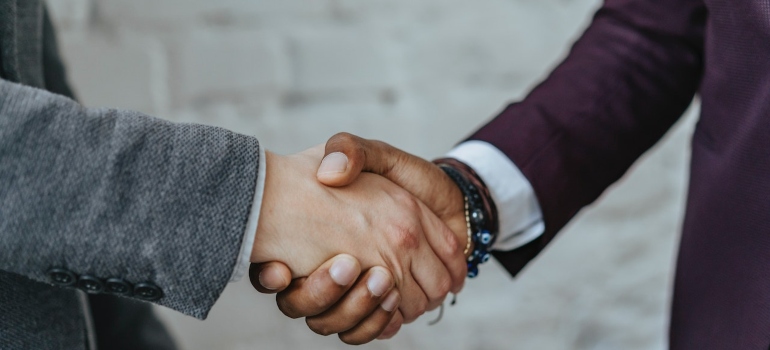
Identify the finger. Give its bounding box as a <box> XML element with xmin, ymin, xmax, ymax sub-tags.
<box><xmin>306</xmin><ymin>267</ymin><xmax>394</xmax><ymax>336</ymax></box>
<box><xmin>377</xmin><ymin>309</ymin><xmax>404</xmax><ymax>340</ymax></box>
<box><xmin>338</xmin><ymin>290</ymin><xmax>401</xmax><ymax>345</ymax></box>
<box><xmin>410</xmin><ymin>236</ymin><xmax>453</xmax><ymax>312</ymax></box>
<box><xmin>397</xmin><ymin>267</ymin><xmax>430</xmax><ymax>323</ymax></box>
<box><xmin>249</xmin><ymin>262</ymin><xmax>292</xmax><ymax>294</ymax></box>
<box><xmin>276</xmin><ymin>254</ymin><xmax>361</xmax><ymax>318</ymax></box>
<box><xmin>417</xmin><ymin>200</ymin><xmax>467</xmax><ymax>294</ymax></box>
<box><xmin>317</xmin><ymin>132</ymin><xmax>399</xmax><ymax>187</ymax></box>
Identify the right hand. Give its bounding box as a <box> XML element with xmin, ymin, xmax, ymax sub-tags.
<box><xmin>252</xmin><ymin>134</ymin><xmax>472</xmax><ymax>343</ymax></box>
<box><xmin>250</xmin><ymin>144</ymin><xmax>467</xmax><ymax>326</ymax></box>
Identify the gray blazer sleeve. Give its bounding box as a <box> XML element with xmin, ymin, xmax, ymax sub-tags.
<box><xmin>0</xmin><ymin>79</ymin><xmax>260</xmax><ymax>319</ymax></box>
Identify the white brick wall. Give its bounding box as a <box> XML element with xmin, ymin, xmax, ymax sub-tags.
<box><xmin>291</xmin><ymin>30</ymin><xmax>397</xmax><ymax>92</ymax></box>
<box><xmin>169</xmin><ymin>30</ymin><xmax>289</xmax><ymax>105</ymax></box>
<box><xmin>46</xmin><ymin>0</ymin><xmax>699</xmax><ymax>349</ymax></box>
<box><xmin>57</xmin><ymin>31</ymin><xmax>163</xmax><ymax>113</ymax></box>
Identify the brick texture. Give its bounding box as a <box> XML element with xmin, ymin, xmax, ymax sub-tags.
<box><xmin>46</xmin><ymin>0</ymin><xmax>697</xmax><ymax>349</ymax></box>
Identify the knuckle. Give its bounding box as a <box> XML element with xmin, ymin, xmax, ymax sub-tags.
<box><xmin>306</xmin><ymin>284</ymin><xmax>333</xmax><ymax>312</ymax></box>
<box><xmin>381</xmin><ymin>312</ymin><xmax>403</xmax><ymax>338</ymax></box>
<box><xmin>381</xmin><ymin>319</ymin><xmax>402</xmax><ymax>338</ymax></box>
<box><xmin>339</xmin><ymin>325</ymin><xmax>378</xmax><ymax>345</ymax></box>
<box><xmin>401</xmin><ymin>313</ymin><xmax>416</xmax><ymax>324</ymax></box>
<box><xmin>402</xmin><ymin>303</ymin><xmax>427</xmax><ymax>323</ymax></box>
<box><xmin>400</xmin><ymin>194</ymin><xmax>421</xmax><ymax>212</ymax></box>
<box><xmin>431</xmin><ymin>277</ymin><xmax>452</xmax><ymax>300</ymax></box>
<box><xmin>415</xmin><ymin>303</ymin><xmax>427</xmax><ymax>318</ymax></box>
<box><xmin>332</xmin><ymin>131</ymin><xmax>355</xmax><ymax>144</ymax></box>
<box><xmin>276</xmin><ymin>298</ymin><xmax>302</xmax><ymax>319</ymax></box>
<box><xmin>276</xmin><ymin>284</ymin><xmax>334</xmax><ymax>318</ymax></box>
<box><xmin>331</xmin><ymin>132</ymin><xmax>364</xmax><ymax>153</ymax></box>
<box><xmin>443</xmin><ymin>231</ymin><xmax>461</xmax><ymax>257</ymax></box>
<box><xmin>369</xmin><ymin>139</ymin><xmax>389</xmax><ymax>150</ymax></box>
<box><xmin>340</xmin><ymin>333</ymin><xmax>369</xmax><ymax>346</ymax></box>
<box><xmin>306</xmin><ymin>318</ymin><xmax>336</xmax><ymax>336</ymax></box>
<box><xmin>390</xmin><ymin>224</ymin><xmax>421</xmax><ymax>250</ymax></box>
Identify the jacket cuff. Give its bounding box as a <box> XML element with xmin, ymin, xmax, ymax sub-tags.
<box><xmin>229</xmin><ymin>146</ymin><xmax>267</xmax><ymax>282</ymax></box>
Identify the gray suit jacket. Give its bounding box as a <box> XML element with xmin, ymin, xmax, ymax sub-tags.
<box><xmin>0</xmin><ymin>1</ymin><xmax>261</xmax><ymax>349</ymax></box>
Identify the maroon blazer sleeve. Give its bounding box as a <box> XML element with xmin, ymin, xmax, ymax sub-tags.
<box><xmin>475</xmin><ymin>0</ymin><xmax>707</xmax><ymax>276</ymax></box>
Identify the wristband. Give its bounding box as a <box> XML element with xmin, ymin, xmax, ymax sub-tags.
<box><xmin>434</xmin><ymin>159</ymin><xmax>499</xmax><ymax>278</ymax></box>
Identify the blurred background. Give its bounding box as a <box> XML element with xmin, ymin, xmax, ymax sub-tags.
<box><xmin>46</xmin><ymin>0</ymin><xmax>699</xmax><ymax>349</ymax></box>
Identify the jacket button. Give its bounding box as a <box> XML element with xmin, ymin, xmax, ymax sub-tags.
<box><xmin>77</xmin><ymin>275</ymin><xmax>104</xmax><ymax>294</ymax></box>
<box><xmin>105</xmin><ymin>278</ymin><xmax>133</xmax><ymax>296</ymax></box>
<box><xmin>134</xmin><ymin>282</ymin><xmax>163</xmax><ymax>301</ymax></box>
<box><xmin>47</xmin><ymin>268</ymin><xmax>76</xmax><ymax>286</ymax></box>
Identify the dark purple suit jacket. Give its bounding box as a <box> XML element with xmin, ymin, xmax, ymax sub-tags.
<box><xmin>474</xmin><ymin>0</ymin><xmax>770</xmax><ymax>348</ymax></box>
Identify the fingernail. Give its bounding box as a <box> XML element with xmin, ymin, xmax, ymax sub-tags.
<box><xmin>381</xmin><ymin>291</ymin><xmax>400</xmax><ymax>312</ymax></box>
<box><xmin>317</xmin><ymin>152</ymin><xmax>348</xmax><ymax>174</ymax></box>
<box><xmin>367</xmin><ymin>268</ymin><xmax>392</xmax><ymax>297</ymax></box>
<box><xmin>329</xmin><ymin>257</ymin><xmax>357</xmax><ymax>286</ymax></box>
<box><xmin>258</xmin><ymin>269</ymin><xmax>278</xmax><ymax>290</ymax></box>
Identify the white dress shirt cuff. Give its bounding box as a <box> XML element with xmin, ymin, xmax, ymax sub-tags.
<box><xmin>229</xmin><ymin>146</ymin><xmax>267</xmax><ymax>282</ymax></box>
<box><xmin>446</xmin><ymin>141</ymin><xmax>544</xmax><ymax>252</ymax></box>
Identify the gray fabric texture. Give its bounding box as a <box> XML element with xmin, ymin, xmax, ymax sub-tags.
<box><xmin>0</xmin><ymin>0</ymin><xmax>262</xmax><ymax>348</ymax></box>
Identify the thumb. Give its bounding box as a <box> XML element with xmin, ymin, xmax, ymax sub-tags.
<box><xmin>316</xmin><ymin>132</ymin><xmax>400</xmax><ymax>187</ymax></box>
<box><xmin>315</xmin><ymin>132</ymin><xmax>464</xmax><ymax>225</ymax></box>
<box><xmin>249</xmin><ymin>262</ymin><xmax>292</xmax><ymax>294</ymax></box>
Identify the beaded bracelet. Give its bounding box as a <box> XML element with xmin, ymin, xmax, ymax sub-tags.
<box><xmin>435</xmin><ymin>161</ymin><xmax>499</xmax><ymax>278</ymax></box>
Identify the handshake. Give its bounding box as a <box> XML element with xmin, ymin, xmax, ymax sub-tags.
<box><xmin>248</xmin><ymin>132</ymin><xmax>473</xmax><ymax>345</ymax></box>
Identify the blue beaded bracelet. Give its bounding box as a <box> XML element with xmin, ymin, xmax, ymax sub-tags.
<box><xmin>438</xmin><ymin>165</ymin><xmax>497</xmax><ymax>278</ymax></box>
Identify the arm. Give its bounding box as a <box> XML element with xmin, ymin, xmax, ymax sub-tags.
<box><xmin>0</xmin><ymin>79</ymin><xmax>467</xmax><ymax>323</ymax></box>
<box><xmin>474</xmin><ymin>0</ymin><xmax>706</xmax><ymax>275</ymax></box>
<box><xmin>0</xmin><ymin>79</ymin><xmax>259</xmax><ymax>319</ymax></box>
<box><xmin>253</xmin><ymin>0</ymin><xmax>708</xmax><ymax>340</ymax></box>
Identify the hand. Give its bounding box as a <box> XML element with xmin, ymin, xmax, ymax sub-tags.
<box><xmin>250</xmin><ymin>144</ymin><xmax>467</xmax><ymax>335</ymax></box>
<box><xmin>250</xmin><ymin>255</ymin><xmax>404</xmax><ymax>344</ymax></box>
<box><xmin>252</xmin><ymin>134</ymin><xmax>468</xmax><ymax>343</ymax></box>
<box><xmin>318</xmin><ymin>132</ymin><xmax>467</xmax><ymax>237</ymax></box>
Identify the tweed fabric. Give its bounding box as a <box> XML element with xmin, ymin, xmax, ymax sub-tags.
<box><xmin>475</xmin><ymin>0</ymin><xmax>770</xmax><ymax>347</ymax></box>
<box><xmin>0</xmin><ymin>80</ymin><xmax>260</xmax><ymax>317</ymax></box>
<box><xmin>0</xmin><ymin>0</ymin><xmax>261</xmax><ymax>348</ymax></box>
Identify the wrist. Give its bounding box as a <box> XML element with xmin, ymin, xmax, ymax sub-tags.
<box><xmin>433</xmin><ymin>158</ymin><xmax>499</xmax><ymax>277</ymax></box>
<box><xmin>434</xmin><ymin>167</ymin><xmax>470</xmax><ymax>256</ymax></box>
<box><xmin>251</xmin><ymin>151</ymin><xmax>307</xmax><ymax>264</ymax></box>
<box><xmin>251</xmin><ymin>151</ymin><xmax>280</xmax><ymax>263</ymax></box>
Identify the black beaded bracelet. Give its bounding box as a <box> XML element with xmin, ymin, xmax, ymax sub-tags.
<box><xmin>437</xmin><ymin>164</ymin><xmax>497</xmax><ymax>278</ymax></box>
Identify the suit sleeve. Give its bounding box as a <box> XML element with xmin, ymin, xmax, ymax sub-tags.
<box><xmin>472</xmin><ymin>0</ymin><xmax>707</xmax><ymax>276</ymax></box>
<box><xmin>0</xmin><ymin>79</ymin><xmax>260</xmax><ymax>319</ymax></box>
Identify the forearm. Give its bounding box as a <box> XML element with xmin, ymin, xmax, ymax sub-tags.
<box><xmin>447</xmin><ymin>141</ymin><xmax>544</xmax><ymax>252</ymax></box>
<box><xmin>0</xmin><ymin>79</ymin><xmax>260</xmax><ymax>318</ymax></box>
<box><xmin>471</xmin><ymin>0</ymin><xmax>706</xmax><ymax>275</ymax></box>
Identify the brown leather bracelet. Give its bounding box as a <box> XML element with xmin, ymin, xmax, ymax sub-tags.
<box><xmin>433</xmin><ymin>158</ymin><xmax>499</xmax><ymax>236</ymax></box>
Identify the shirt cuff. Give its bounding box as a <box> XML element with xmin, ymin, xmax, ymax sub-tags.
<box><xmin>446</xmin><ymin>141</ymin><xmax>544</xmax><ymax>251</ymax></box>
<box><xmin>229</xmin><ymin>146</ymin><xmax>267</xmax><ymax>282</ymax></box>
